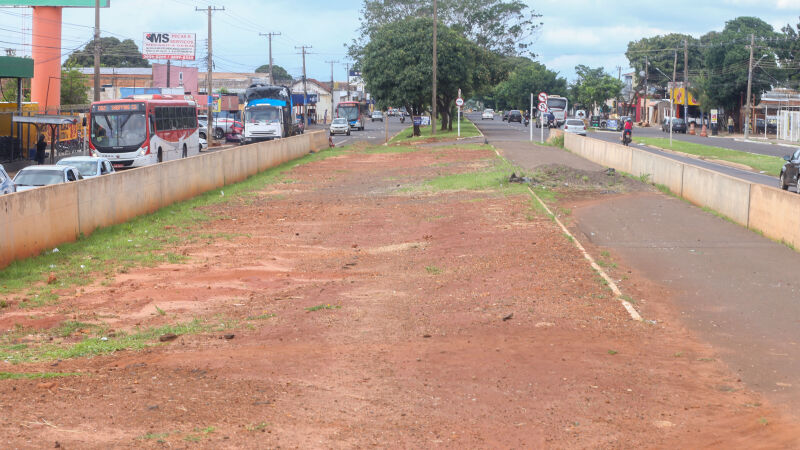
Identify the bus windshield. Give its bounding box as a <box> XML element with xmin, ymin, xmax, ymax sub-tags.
<box><xmin>246</xmin><ymin>105</ymin><xmax>281</xmax><ymax>123</ymax></box>
<box><xmin>92</xmin><ymin>112</ymin><xmax>147</xmax><ymax>149</ymax></box>
<box><xmin>338</xmin><ymin>105</ymin><xmax>359</xmax><ymax>120</ymax></box>
<box><xmin>547</xmin><ymin>98</ymin><xmax>567</xmax><ymax>110</ymax></box>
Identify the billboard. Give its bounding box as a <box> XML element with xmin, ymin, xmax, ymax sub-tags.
<box><xmin>0</xmin><ymin>0</ymin><xmax>109</xmax><ymax>6</ymax></box>
<box><xmin>142</xmin><ymin>32</ymin><xmax>195</xmax><ymax>61</ymax></box>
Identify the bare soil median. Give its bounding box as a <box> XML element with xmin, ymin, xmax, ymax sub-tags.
<box><xmin>1</xmin><ymin>142</ymin><xmax>798</xmax><ymax>448</ymax></box>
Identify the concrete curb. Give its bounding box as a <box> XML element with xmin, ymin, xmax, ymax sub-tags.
<box><xmin>638</xmin><ymin>142</ymin><xmax>763</xmax><ymax>174</ymax></box>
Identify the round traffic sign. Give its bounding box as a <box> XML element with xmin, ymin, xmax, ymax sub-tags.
<box><xmin>537</xmin><ymin>102</ymin><xmax>548</xmax><ymax>112</ymax></box>
<box><xmin>538</xmin><ymin>92</ymin><xmax>548</xmax><ymax>103</ymax></box>
<box><xmin>455</xmin><ymin>97</ymin><xmax>464</xmax><ymax>107</ymax></box>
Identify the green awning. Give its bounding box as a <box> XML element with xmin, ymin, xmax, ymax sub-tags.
<box><xmin>0</xmin><ymin>56</ymin><xmax>34</xmax><ymax>78</ymax></box>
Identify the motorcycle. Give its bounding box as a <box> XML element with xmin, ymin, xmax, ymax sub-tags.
<box><xmin>400</xmin><ymin>115</ymin><xmax>405</xmax><ymax>124</ymax></box>
<box><xmin>621</xmin><ymin>130</ymin><xmax>632</xmax><ymax>146</ymax></box>
<box><xmin>524</xmin><ymin>115</ymin><xmax>530</xmax><ymax>127</ymax></box>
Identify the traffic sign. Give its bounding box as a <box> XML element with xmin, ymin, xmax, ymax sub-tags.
<box><xmin>537</xmin><ymin>102</ymin><xmax>548</xmax><ymax>112</ymax></box>
<box><xmin>538</xmin><ymin>92</ymin><xmax>548</xmax><ymax>103</ymax></box>
<box><xmin>455</xmin><ymin>97</ymin><xmax>464</xmax><ymax>107</ymax></box>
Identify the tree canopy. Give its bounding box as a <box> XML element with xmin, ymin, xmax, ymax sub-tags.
<box><xmin>255</xmin><ymin>64</ymin><xmax>293</xmax><ymax>83</ymax></box>
<box><xmin>65</xmin><ymin>37</ymin><xmax>150</xmax><ymax>68</ymax></box>
<box><xmin>569</xmin><ymin>65</ymin><xmax>623</xmax><ymax>112</ymax></box>
<box><xmin>60</xmin><ymin>67</ymin><xmax>88</xmax><ymax>105</ymax></box>
<box><xmin>494</xmin><ymin>61</ymin><xmax>566</xmax><ymax>110</ymax></box>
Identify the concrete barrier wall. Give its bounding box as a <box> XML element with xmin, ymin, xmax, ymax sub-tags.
<box><xmin>680</xmin><ymin>164</ymin><xmax>751</xmax><ymax>226</ymax></box>
<box><xmin>0</xmin><ymin>131</ymin><xmax>325</xmax><ymax>269</ymax></box>
<box><xmin>629</xmin><ymin>151</ymin><xmax>684</xmax><ymax>196</ymax></box>
<box><xmin>748</xmin><ymin>184</ymin><xmax>800</xmax><ymax>249</ymax></box>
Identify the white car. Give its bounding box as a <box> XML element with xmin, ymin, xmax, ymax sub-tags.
<box><xmin>563</xmin><ymin>119</ymin><xmax>587</xmax><ymax>136</ymax></box>
<box><xmin>0</xmin><ymin>164</ymin><xmax>14</xmax><ymax>195</ymax></box>
<box><xmin>13</xmin><ymin>165</ymin><xmax>83</xmax><ymax>192</ymax></box>
<box><xmin>56</xmin><ymin>156</ymin><xmax>115</xmax><ymax>179</ymax></box>
<box><xmin>330</xmin><ymin>117</ymin><xmax>351</xmax><ymax>136</ymax></box>
<box><xmin>371</xmin><ymin>111</ymin><xmax>384</xmax><ymax>122</ymax></box>
<box><xmin>481</xmin><ymin>109</ymin><xmax>494</xmax><ymax>120</ymax></box>
<box><xmin>199</xmin><ymin>137</ymin><xmax>208</xmax><ymax>150</ymax></box>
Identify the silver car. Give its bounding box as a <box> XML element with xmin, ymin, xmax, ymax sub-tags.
<box><xmin>563</xmin><ymin>119</ymin><xmax>587</xmax><ymax>136</ymax></box>
<box><xmin>56</xmin><ymin>156</ymin><xmax>115</xmax><ymax>179</ymax></box>
<box><xmin>330</xmin><ymin>117</ymin><xmax>351</xmax><ymax>136</ymax></box>
<box><xmin>13</xmin><ymin>165</ymin><xmax>83</xmax><ymax>192</ymax></box>
<box><xmin>0</xmin><ymin>164</ymin><xmax>15</xmax><ymax>195</ymax></box>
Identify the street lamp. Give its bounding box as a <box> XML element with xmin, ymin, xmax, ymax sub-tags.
<box><xmin>654</xmin><ymin>67</ymin><xmax>674</xmax><ymax>146</ymax></box>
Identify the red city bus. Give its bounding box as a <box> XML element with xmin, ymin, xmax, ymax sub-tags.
<box><xmin>89</xmin><ymin>95</ymin><xmax>201</xmax><ymax>169</ymax></box>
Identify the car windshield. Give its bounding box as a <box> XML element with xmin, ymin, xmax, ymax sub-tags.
<box><xmin>566</xmin><ymin>120</ymin><xmax>584</xmax><ymax>126</ymax></box>
<box><xmin>57</xmin><ymin>161</ymin><xmax>96</xmax><ymax>176</ymax></box>
<box><xmin>333</xmin><ymin>118</ymin><xmax>347</xmax><ymax>124</ymax></box>
<box><xmin>484</xmin><ymin>109</ymin><xmax>493</xmax><ymax>113</ymax></box>
<box><xmin>245</xmin><ymin>106</ymin><xmax>281</xmax><ymax>123</ymax></box>
<box><xmin>14</xmin><ymin>170</ymin><xmax>63</xmax><ymax>186</ymax></box>
<box><xmin>338</xmin><ymin>105</ymin><xmax>359</xmax><ymax>121</ymax></box>
<box><xmin>547</xmin><ymin>98</ymin><xmax>567</xmax><ymax>110</ymax></box>
<box><xmin>672</xmin><ymin>119</ymin><xmax>685</xmax><ymax>124</ymax></box>
<box><xmin>92</xmin><ymin>112</ymin><xmax>147</xmax><ymax>148</ymax></box>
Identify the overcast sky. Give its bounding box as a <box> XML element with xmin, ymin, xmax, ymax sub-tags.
<box><xmin>1</xmin><ymin>0</ymin><xmax>799</xmax><ymax>84</ymax></box>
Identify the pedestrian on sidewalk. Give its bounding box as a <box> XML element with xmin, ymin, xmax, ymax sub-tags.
<box><xmin>727</xmin><ymin>116</ymin><xmax>734</xmax><ymax>135</ymax></box>
<box><xmin>35</xmin><ymin>134</ymin><xmax>47</xmax><ymax>165</ymax></box>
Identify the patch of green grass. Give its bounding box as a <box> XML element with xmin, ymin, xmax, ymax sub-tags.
<box><xmin>154</xmin><ymin>305</ymin><xmax>166</xmax><ymax>316</ymax></box>
<box><xmin>547</xmin><ymin>134</ymin><xmax>565</xmax><ymax>148</ymax></box>
<box><xmin>597</xmin><ymin>259</ymin><xmax>617</xmax><ymax>269</ymax></box>
<box><xmin>608</xmin><ymin>350</ymin><xmax>618</xmax><ymax>355</ymax></box>
<box><xmin>419</xmin><ymin>156</ymin><xmax>528</xmax><ymax>194</ymax></box>
<box><xmin>18</xmin><ymin>290</ymin><xmax>59</xmax><ymax>309</ymax></box>
<box><xmin>305</xmin><ymin>304</ymin><xmax>341</xmax><ymax>312</ymax></box>
<box><xmin>362</xmin><ymin>145</ymin><xmax>421</xmax><ymax>154</ymax></box>
<box><xmin>0</xmin><ymin>371</ymin><xmax>82</xmax><ymax>380</ymax></box>
<box><xmin>0</xmin><ymin>318</ymin><xmax>236</xmax><ymax>364</ymax></box>
<box><xmin>655</xmin><ymin>183</ymin><xmax>673</xmax><ymax>195</ymax></box>
<box><xmin>0</xmin><ymin>148</ymin><xmax>346</xmax><ymax>298</ymax></box>
<box><xmin>246</xmin><ymin>313</ymin><xmax>276</xmax><ymax>321</ymax></box>
<box><xmin>425</xmin><ymin>265</ymin><xmax>442</xmax><ymax>275</ymax></box>
<box><xmin>138</xmin><ymin>432</ymin><xmax>171</xmax><ymax>441</ymax></box>
<box><xmin>52</xmin><ymin>321</ymin><xmax>98</xmax><ymax>338</ymax></box>
<box><xmin>245</xmin><ymin>422</ymin><xmax>269</xmax><ymax>432</ymax></box>
<box><xmin>633</xmin><ymin>137</ymin><xmax>784</xmax><ymax>175</ymax></box>
<box><xmin>389</xmin><ymin>117</ymin><xmax>481</xmax><ymax>144</ymax></box>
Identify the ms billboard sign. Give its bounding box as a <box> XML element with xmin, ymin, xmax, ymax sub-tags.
<box><xmin>142</xmin><ymin>32</ymin><xmax>196</xmax><ymax>61</ymax></box>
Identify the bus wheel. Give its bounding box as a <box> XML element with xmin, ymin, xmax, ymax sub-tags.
<box><xmin>182</xmin><ymin>144</ymin><xmax>187</xmax><ymax>158</ymax></box>
<box><xmin>157</xmin><ymin>148</ymin><xmax>163</xmax><ymax>163</ymax></box>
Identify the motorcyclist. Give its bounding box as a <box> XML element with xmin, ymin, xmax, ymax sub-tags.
<box><xmin>547</xmin><ymin>111</ymin><xmax>556</xmax><ymax>128</ymax></box>
<box><xmin>524</xmin><ymin>111</ymin><xmax>530</xmax><ymax>126</ymax></box>
<box><xmin>622</xmin><ymin>118</ymin><xmax>633</xmax><ymax>144</ymax></box>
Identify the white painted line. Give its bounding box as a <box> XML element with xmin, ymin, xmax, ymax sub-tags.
<box><xmin>491</xmin><ymin>146</ymin><xmax>642</xmax><ymax>322</ymax></box>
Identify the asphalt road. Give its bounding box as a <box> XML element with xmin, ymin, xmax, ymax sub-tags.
<box><xmin>307</xmin><ymin>115</ymin><xmax>410</xmax><ymax>147</ymax></box>
<box><xmin>467</xmin><ymin>112</ymin><xmax>550</xmax><ymax>142</ymax></box>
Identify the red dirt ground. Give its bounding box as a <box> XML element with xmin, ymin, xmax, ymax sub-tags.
<box><xmin>1</xmin><ymin>143</ymin><xmax>799</xmax><ymax>448</ymax></box>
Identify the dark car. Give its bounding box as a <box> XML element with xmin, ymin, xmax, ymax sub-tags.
<box><xmin>661</xmin><ymin>118</ymin><xmax>687</xmax><ymax>133</ymax></box>
<box><xmin>502</xmin><ymin>111</ymin><xmax>509</xmax><ymax>121</ymax></box>
<box><xmin>507</xmin><ymin>110</ymin><xmax>523</xmax><ymax>123</ymax></box>
<box><xmin>779</xmin><ymin>148</ymin><xmax>800</xmax><ymax>191</ymax></box>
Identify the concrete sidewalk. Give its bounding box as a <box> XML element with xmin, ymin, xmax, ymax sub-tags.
<box><xmin>497</xmin><ymin>140</ymin><xmax>800</xmax><ymax>417</ymax></box>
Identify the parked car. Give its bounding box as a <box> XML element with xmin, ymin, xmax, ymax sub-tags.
<box><xmin>481</xmin><ymin>109</ymin><xmax>495</xmax><ymax>120</ymax></box>
<box><xmin>502</xmin><ymin>111</ymin><xmax>509</xmax><ymax>121</ymax></box>
<box><xmin>330</xmin><ymin>117</ymin><xmax>351</xmax><ymax>136</ymax></box>
<box><xmin>56</xmin><ymin>156</ymin><xmax>114</xmax><ymax>179</ymax></box>
<box><xmin>371</xmin><ymin>111</ymin><xmax>384</xmax><ymax>122</ymax></box>
<box><xmin>563</xmin><ymin>119</ymin><xmax>587</xmax><ymax>136</ymax></box>
<box><xmin>661</xmin><ymin>118</ymin><xmax>687</xmax><ymax>133</ymax></box>
<box><xmin>0</xmin><ymin>164</ymin><xmax>14</xmax><ymax>195</ymax></box>
<box><xmin>779</xmin><ymin>148</ymin><xmax>800</xmax><ymax>191</ymax></box>
<box><xmin>13</xmin><ymin>165</ymin><xmax>82</xmax><ymax>192</ymax></box>
<box><xmin>508</xmin><ymin>110</ymin><xmax>523</xmax><ymax>123</ymax></box>
<box><xmin>199</xmin><ymin>137</ymin><xmax>208</xmax><ymax>150</ymax></box>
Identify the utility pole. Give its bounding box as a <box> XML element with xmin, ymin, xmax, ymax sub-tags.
<box><xmin>616</xmin><ymin>65</ymin><xmax>621</xmax><ymax>80</ymax></box>
<box><xmin>345</xmin><ymin>63</ymin><xmax>350</xmax><ymax>101</ymax></box>
<box><xmin>166</xmin><ymin>59</ymin><xmax>171</xmax><ymax>88</ymax></box>
<box><xmin>325</xmin><ymin>60</ymin><xmax>338</xmax><ymax>124</ymax></box>
<box><xmin>196</xmin><ymin>5</ymin><xmax>224</xmax><ymax>147</ymax></box>
<box><xmin>431</xmin><ymin>0</ymin><xmax>438</xmax><ymax>135</ymax></box>
<box><xmin>296</xmin><ymin>45</ymin><xmax>312</xmax><ymax>125</ymax></box>
<box><xmin>745</xmin><ymin>33</ymin><xmax>755</xmax><ymax>138</ymax></box>
<box><xmin>671</xmin><ymin>50</ymin><xmax>677</xmax><ymax>146</ymax></box>
<box><xmin>683</xmin><ymin>39</ymin><xmax>689</xmax><ymax>123</ymax></box>
<box><xmin>643</xmin><ymin>55</ymin><xmax>648</xmax><ymax>123</ymax></box>
<box><xmin>93</xmin><ymin>0</ymin><xmax>100</xmax><ymax>102</ymax></box>
<box><xmin>259</xmin><ymin>32</ymin><xmax>281</xmax><ymax>84</ymax></box>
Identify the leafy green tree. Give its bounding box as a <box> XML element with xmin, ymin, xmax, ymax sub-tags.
<box><xmin>779</xmin><ymin>17</ymin><xmax>800</xmax><ymax>86</ymax></box>
<box><xmin>0</xmin><ymin>78</ymin><xmax>30</xmax><ymax>102</ymax></box>
<box><xmin>626</xmin><ymin>33</ymin><xmax>702</xmax><ymax>91</ymax></box>
<box><xmin>361</xmin><ymin>17</ymin><xmax>488</xmax><ymax>133</ymax></box>
<box><xmin>701</xmin><ymin>17</ymin><xmax>781</xmax><ymax>114</ymax></box>
<box><xmin>494</xmin><ymin>60</ymin><xmax>566</xmax><ymax>110</ymax></box>
<box><xmin>65</xmin><ymin>37</ymin><xmax>150</xmax><ymax>68</ymax></box>
<box><xmin>353</xmin><ymin>0</ymin><xmax>541</xmax><ymax>57</ymax></box>
<box><xmin>255</xmin><ymin>64</ymin><xmax>293</xmax><ymax>83</ymax></box>
<box><xmin>60</xmin><ymin>67</ymin><xmax>88</xmax><ymax>105</ymax></box>
<box><xmin>570</xmin><ymin>65</ymin><xmax>623</xmax><ymax>113</ymax></box>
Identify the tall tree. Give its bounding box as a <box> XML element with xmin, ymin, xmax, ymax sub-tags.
<box><xmin>494</xmin><ymin>60</ymin><xmax>566</xmax><ymax>110</ymax></box>
<box><xmin>60</xmin><ymin>67</ymin><xmax>88</xmax><ymax>105</ymax></box>
<box><xmin>626</xmin><ymin>33</ymin><xmax>702</xmax><ymax>90</ymax></box>
<box><xmin>255</xmin><ymin>64</ymin><xmax>293</xmax><ymax>84</ymax></box>
<box><xmin>353</xmin><ymin>0</ymin><xmax>541</xmax><ymax>57</ymax></box>
<box><xmin>570</xmin><ymin>65</ymin><xmax>623</xmax><ymax>113</ymax></box>
<box><xmin>65</xmin><ymin>37</ymin><xmax>150</xmax><ymax>68</ymax></box>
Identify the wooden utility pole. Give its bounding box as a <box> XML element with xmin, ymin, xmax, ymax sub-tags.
<box><xmin>345</xmin><ymin>63</ymin><xmax>350</xmax><ymax>101</ymax></box>
<box><xmin>683</xmin><ymin>39</ymin><xmax>688</xmax><ymax>122</ymax></box>
<box><xmin>431</xmin><ymin>0</ymin><xmax>438</xmax><ymax>135</ymax></box>
<box><xmin>259</xmin><ymin>32</ymin><xmax>281</xmax><ymax>84</ymax></box>
<box><xmin>296</xmin><ymin>45</ymin><xmax>312</xmax><ymax>124</ymax></box>
<box><xmin>196</xmin><ymin>5</ymin><xmax>224</xmax><ymax>146</ymax></box>
<box><xmin>93</xmin><ymin>0</ymin><xmax>100</xmax><ymax>102</ymax></box>
<box><xmin>325</xmin><ymin>60</ymin><xmax>338</xmax><ymax>124</ymax></box>
<box><xmin>745</xmin><ymin>33</ymin><xmax>755</xmax><ymax>138</ymax></box>
<box><xmin>643</xmin><ymin>55</ymin><xmax>648</xmax><ymax>122</ymax></box>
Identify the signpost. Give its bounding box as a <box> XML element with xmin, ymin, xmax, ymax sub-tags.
<box><xmin>538</xmin><ymin>99</ymin><xmax>548</xmax><ymax>144</ymax></box>
<box><xmin>456</xmin><ymin>91</ymin><xmax>463</xmax><ymax>138</ymax></box>
<box><xmin>529</xmin><ymin>93</ymin><xmax>533</xmax><ymax>142</ymax></box>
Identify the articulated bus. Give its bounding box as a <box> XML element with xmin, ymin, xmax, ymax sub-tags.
<box><xmin>89</xmin><ymin>95</ymin><xmax>201</xmax><ymax>169</ymax></box>
<box><xmin>336</xmin><ymin>101</ymin><xmax>369</xmax><ymax>131</ymax></box>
